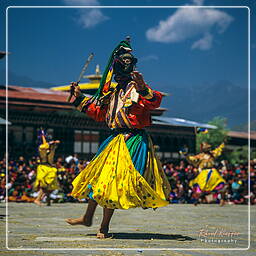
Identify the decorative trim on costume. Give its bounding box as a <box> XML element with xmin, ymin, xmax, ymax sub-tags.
<box><xmin>212</xmin><ymin>143</ymin><xmax>225</xmax><ymax>158</ymax></box>
<box><xmin>119</xmin><ymin>109</ymin><xmax>132</xmax><ymax>128</ymax></box>
<box><xmin>138</xmin><ymin>87</ymin><xmax>154</xmax><ymax>100</ymax></box>
<box><xmin>73</xmin><ymin>94</ymin><xmax>85</xmax><ymax>107</ymax></box>
<box><xmin>72</xmin><ymin>94</ymin><xmax>91</xmax><ymax>112</ymax></box>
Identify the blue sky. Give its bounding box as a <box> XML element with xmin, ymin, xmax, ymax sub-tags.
<box><xmin>0</xmin><ymin>0</ymin><xmax>255</xmax><ymax>94</ymax></box>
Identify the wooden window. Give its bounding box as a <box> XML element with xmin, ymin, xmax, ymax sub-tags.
<box><xmin>74</xmin><ymin>130</ymin><xmax>99</xmax><ymax>154</ymax></box>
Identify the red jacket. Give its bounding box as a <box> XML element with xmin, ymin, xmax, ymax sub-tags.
<box><xmin>73</xmin><ymin>84</ymin><xmax>162</xmax><ymax>129</ymax></box>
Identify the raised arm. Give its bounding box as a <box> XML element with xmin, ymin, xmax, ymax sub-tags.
<box><xmin>71</xmin><ymin>83</ymin><xmax>107</xmax><ymax>122</ymax></box>
<box><xmin>186</xmin><ymin>154</ymin><xmax>202</xmax><ymax>168</ymax></box>
<box><xmin>211</xmin><ymin>143</ymin><xmax>225</xmax><ymax>158</ymax></box>
<box><xmin>48</xmin><ymin>141</ymin><xmax>60</xmax><ymax>165</ymax></box>
<box><xmin>131</xmin><ymin>71</ymin><xmax>162</xmax><ymax>110</ymax></box>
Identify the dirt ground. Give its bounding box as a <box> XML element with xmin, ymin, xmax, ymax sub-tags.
<box><xmin>0</xmin><ymin>203</ymin><xmax>255</xmax><ymax>256</ymax></box>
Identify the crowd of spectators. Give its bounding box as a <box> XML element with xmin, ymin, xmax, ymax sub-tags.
<box><xmin>163</xmin><ymin>159</ymin><xmax>256</xmax><ymax>205</ymax></box>
<box><xmin>0</xmin><ymin>155</ymin><xmax>255</xmax><ymax>205</ymax></box>
<box><xmin>0</xmin><ymin>155</ymin><xmax>89</xmax><ymax>204</ymax></box>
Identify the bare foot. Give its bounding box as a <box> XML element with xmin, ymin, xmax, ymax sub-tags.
<box><xmin>96</xmin><ymin>231</ymin><xmax>112</xmax><ymax>239</ymax></box>
<box><xmin>220</xmin><ymin>200</ymin><xmax>225</xmax><ymax>206</ymax></box>
<box><xmin>65</xmin><ymin>216</ymin><xmax>92</xmax><ymax>226</ymax></box>
<box><xmin>96</xmin><ymin>232</ymin><xmax>107</xmax><ymax>239</ymax></box>
<box><xmin>96</xmin><ymin>228</ymin><xmax>112</xmax><ymax>239</ymax></box>
<box><xmin>34</xmin><ymin>200</ymin><xmax>43</xmax><ymax>206</ymax></box>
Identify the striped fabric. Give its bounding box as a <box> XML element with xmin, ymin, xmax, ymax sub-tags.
<box><xmin>106</xmin><ymin>82</ymin><xmax>138</xmax><ymax>129</ymax></box>
<box><xmin>102</xmin><ymin>65</ymin><xmax>114</xmax><ymax>95</ymax></box>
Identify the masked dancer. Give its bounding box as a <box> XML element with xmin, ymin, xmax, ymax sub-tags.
<box><xmin>184</xmin><ymin>142</ymin><xmax>226</xmax><ymax>206</ymax></box>
<box><xmin>34</xmin><ymin>129</ymin><xmax>60</xmax><ymax>206</ymax></box>
<box><xmin>65</xmin><ymin>38</ymin><xmax>171</xmax><ymax>238</ymax></box>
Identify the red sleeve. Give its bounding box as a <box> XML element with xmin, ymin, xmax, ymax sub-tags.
<box><xmin>139</xmin><ymin>87</ymin><xmax>163</xmax><ymax>110</ymax></box>
<box><xmin>85</xmin><ymin>103</ymin><xmax>107</xmax><ymax>122</ymax></box>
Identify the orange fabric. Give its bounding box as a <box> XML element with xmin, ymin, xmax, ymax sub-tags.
<box><xmin>86</xmin><ymin>104</ymin><xmax>108</xmax><ymax>122</ymax></box>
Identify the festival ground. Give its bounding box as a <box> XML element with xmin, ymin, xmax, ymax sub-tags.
<box><xmin>0</xmin><ymin>203</ymin><xmax>255</xmax><ymax>256</ymax></box>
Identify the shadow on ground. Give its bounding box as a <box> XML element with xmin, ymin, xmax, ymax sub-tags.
<box><xmin>87</xmin><ymin>232</ymin><xmax>195</xmax><ymax>241</ymax></box>
<box><xmin>0</xmin><ymin>214</ymin><xmax>8</xmax><ymax>219</ymax></box>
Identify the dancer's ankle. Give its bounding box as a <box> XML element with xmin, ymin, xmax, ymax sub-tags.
<box><xmin>99</xmin><ymin>225</ymin><xmax>109</xmax><ymax>234</ymax></box>
<box><xmin>83</xmin><ymin>215</ymin><xmax>93</xmax><ymax>226</ymax></box>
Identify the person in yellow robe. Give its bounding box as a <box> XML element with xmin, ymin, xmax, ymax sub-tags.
<box><xmin>34</xmin><ymin>130</ymin><xmax>60</xmax><ymax>206</ymax></box>
<box><xmin>65</xmin><ymin>38</ymin><xmax>171</xmax><ymax>238</ymax></box>
<box><xmin>185</xmin><ymin>142</ymin><xmax>227</xmax><ymax>206</ymax></box>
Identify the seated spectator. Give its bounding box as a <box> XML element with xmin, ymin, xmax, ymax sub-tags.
<box><xmin>0</xmin><ymin>155</ymin><xmax>254</xmax><ymax>205</ymax></box>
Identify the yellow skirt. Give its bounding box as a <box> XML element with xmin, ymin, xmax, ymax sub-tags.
<box><xmin>71</xmin><ymin>133</ymin><xmax>170</xmax><ymax>209</ymax></box>
<box><xmin>189</xmin><ymin>168</ymin><xmax>226</xmax><ymax>192</ymax></box>
<box><xmin>34</xmin><ymin>164</ymin><xmax>59</xmax><ymax>191</ymax></box>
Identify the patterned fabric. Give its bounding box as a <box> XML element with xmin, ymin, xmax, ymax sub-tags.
<box><xmin>34</xmin><ymin>165</ymin><xmax>59</xmax><ymax>190</ymax></box>
<box><xmin>71</xmin><ymin>130</ymin><xmax>171</xmax><ymax>210</ymax></box>
<box><xmin>73</xmin><ymin>83</ymin><xmax>161</xmax><ymax>129</ymax></box>
<box><xmin>36</xmin><ymin>136</ymin><xmax>59</xmax><ymax>190</ymax></box>
<box><xmin>186</xmin><ymin>143</ymin><xmax>226</xmax><ymax>192</ymax></box>
<box><xmin>102</xmin><ymin>66</ymin><xmax>114</xmax><ymax>95</ymax></box>
<box><xmin>71</xmin><ymin>59</ymin><xmax>170</xmax><ymax>209</ymax></box>
<box><xmin>186</xmin><ymin>143</ymin><xmax>225</xmax><ymax>169</ymax></box>
<box><xmin>39</xmin><ymin>144</ymin><xmax>58</xmax><ymax>166</ymax></box>
<box><xmin>187</xmin><ymin>143</ymin><xmax>226</xmax><ymax>192</ymax></box>
<box><xmin>105</xmin><ymin>82</ymin><xmax>140</xmax><ymax>128</ymax></box>
<box><xmin>189</xmin><ymin>168</ymin><xmax>226</xmax><ymax>192</ymax></box>
<box><xmin>95</xmin><ymin>129</ymin><xmax>148</xmax><ymax>175</ymax></box>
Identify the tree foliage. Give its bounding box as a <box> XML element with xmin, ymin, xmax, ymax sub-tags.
<box><xmin>196</xmin><ymin>116</ymin><xmax>255</xmax><ymax>163</ymax></box>
<box><xmin>196</xmin><ymin>116</ymin><xmax>229</xmax><ymax>152</ymax></box>
<box><xmin>227</xmin><ymin>146</ymin><xmax>248</xmax><ymax>165</ymax></box>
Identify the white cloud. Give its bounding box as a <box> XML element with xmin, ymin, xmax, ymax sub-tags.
<box><xmin>63</xmin><ymin>0</ymin><xmax>109</xmax><ymax>28</ymax></box>
<box><xmin>191</xmin><ymin>33</ymin><xmax>213</xmax><ymax>50</ymax></box>
<box><xmin>77</xmin><ymin>9</ymin><xmax>109</xmax><ymax>28</ymax></box>
<box><xmin>146</xmin><ymin>7</ymin><xmax>233</xmax><ymax>50</ymax></box>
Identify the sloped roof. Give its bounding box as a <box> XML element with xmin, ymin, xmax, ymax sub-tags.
<box><xmin>0</xmin><ymin>85</ymin><xmax>86</xmax><ymax>110</ymax></box>
<box><xmin>152</xmin><ymin>116</ymin><xmax>217</xmax><ymax>129</ymax></box>
<box><xmin>1</xmin><ymin>85</ymin><xmax>166</xmax><ymax>116</ymax></box>
<box><xmin>0</xmin><ymin>117</ymin><xmax>11</xmax><ymax>125</ymax></box>
<box><xmin>228</xmin><ymin>131</ymin><xmax>256</xmax><ymax>140</ymax></box>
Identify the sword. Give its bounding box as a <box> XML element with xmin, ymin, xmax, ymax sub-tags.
<box><xmin>67</xmin><ymin>53</ymin><xmax>94</xmax><ymax>102</ymax></box>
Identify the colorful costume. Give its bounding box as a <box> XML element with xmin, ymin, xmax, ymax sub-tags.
<box><xmin>187</xmin><ymin>143</ymin><xmax>226</xmax><ymax>192</ymax></box>
<box><xmin>34</xmin><ymin>132</ymin><xmax>59</xmax><ymax>191</ymax></box>
<box><xmin>70</xmin><ymin>39</ymin><xmax>171</xmax><ymax>210</ymax></box>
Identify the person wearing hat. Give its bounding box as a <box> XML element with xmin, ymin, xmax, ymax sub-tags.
<box><xmin>34</xmin><ymin>129</ymin><xmax>60</xmax><ymax>206</ymax></box>
<box><xmin>65</xmin><ymin>38</ymin><xmax>171</xmax><ymax>238</ymax></box>
<box><xmin>184</xmin><ymin>142</ymin><xmax>226</xmax><ymax>206</ymax></box>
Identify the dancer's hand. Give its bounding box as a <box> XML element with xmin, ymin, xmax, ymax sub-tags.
<box><xmin>70</xmin><ymin>82</ymin><xmax>81</xmax><ymax>97</ymax></box>
<box><xmin>131</xmin><ymin>71</ymin><xmax>147</xmax><ymax>91</ymax></box>
<box><xmin>49</xmin><ymin>140</ymin><xmax>60</xmax><ymax>145</ymax></box>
